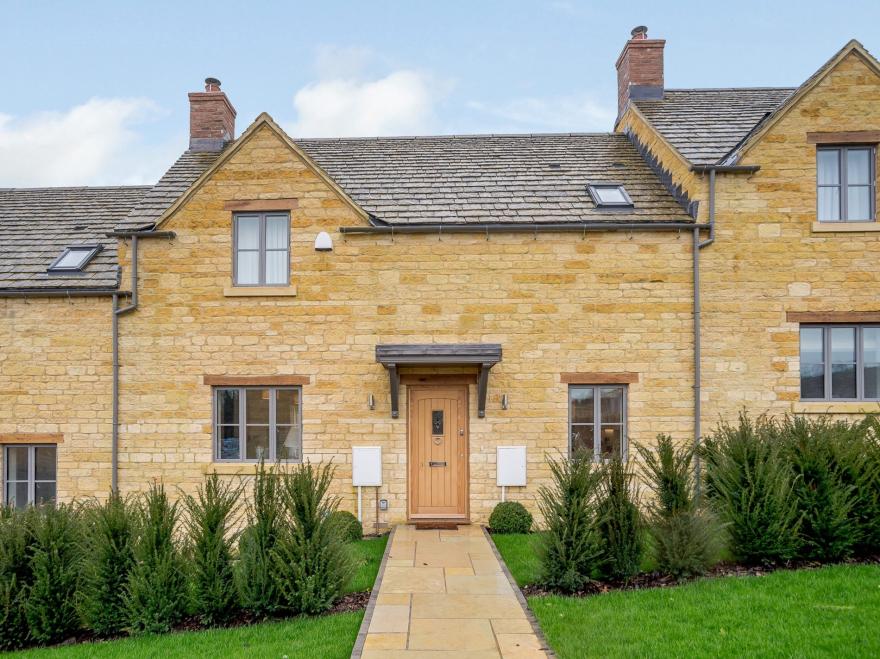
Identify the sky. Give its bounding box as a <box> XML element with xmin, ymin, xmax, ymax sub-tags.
<box><xmin>1</xmin><ymin>0</ymin><xmax>878</xmax><ymax>187</ymax></box>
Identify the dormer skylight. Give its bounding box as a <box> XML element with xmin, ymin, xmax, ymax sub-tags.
<box><xmin>47</xmin><ymin>245</ymin><xmax>102</xmax><ymax>274</ymax></box>
<box><xmin>587</xmin><ymin>183</ymin><xmax>634</xmax><ymax>208</ymax></box>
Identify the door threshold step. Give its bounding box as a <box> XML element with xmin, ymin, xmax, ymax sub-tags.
<box><xmin>412</xmin><ymin>520</ymin><xmax>469</xmax><ymax>530</ymax></box>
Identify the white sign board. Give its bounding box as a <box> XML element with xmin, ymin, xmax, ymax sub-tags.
<box><xmin>352</xmin><ymin>446</ymin><xmax>382</xmax><ymax>486</ymax></box>
<box><xmin>497</xmin><ymin>446</ymin><xmax>527</xmax><ymax>487</ymax></box>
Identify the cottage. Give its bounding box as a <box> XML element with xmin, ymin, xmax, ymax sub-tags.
<box><xmin>2</xmin><ymin>28</ymin><xmax>879</xmax><ymax>528</ymax></box>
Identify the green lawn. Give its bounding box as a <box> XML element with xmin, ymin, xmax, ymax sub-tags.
<box><xmin>530</xmin><ymin>564</ymin><xmax>880</xmax><ymax>658</ymax></box>
<box><xmin>14</xmin><ymin>535</ymin><xmax>388</xmax><ymax>658</ymax></box>
<box><xmin>490</xmin><ymin>533</ymin><xmax>542</xmax><ymax>586</ymax></box>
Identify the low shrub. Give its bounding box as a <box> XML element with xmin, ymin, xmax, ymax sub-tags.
<box><xmin>595</xmin><ymin>457</ymin><xmax>643</xmax><ymax>581</ymax></box>
<box><xmin>538</xmin><ymin>453</ymin><xmax>602</xmax><ymax>592</ymax></box>
<box><xmin>272</xmin><ymin>463</ymin><xmax>355</xmax><ymax>614</ymax></box>
<box><xmin>489</xmin><ymin>501</ymin><xmax>533</xmax><ymax>534</ymax></box>
<box><xmin>25</xmin><ymin>503</ymin><xmax>82</xmax><ymax>644</ymax></box>
<box><xmin>330</xmin><ymin>510</ymin><xmax>363</xmax><ymax>543</ymax></box>
<box><xmin>184</xmin><ymin>472</ymin><xmax>243</xmax><ymax>626</ymax></box>
<box><xmin>0</xmin><ymin>507</ymin><xmax>35</xmax><ymax>650</ymax></box>
<box><xmin>702</xmin><ymin>413</ymin><xmax>802</xmax><ymax>565</ymax></box>
<box><xmin>638</xmin><ymin>435</ymin><xmax>722</xmax><ymax>579</ymax></box>
<box><xmin>126</xmin><ymin>483</ymin><xmax>187</xmax><ymax>634</ymax></box>
<box><xmin>830</xmin><ymin>416</ymin><xmax>880</xmax><ymax>556</ymax></box>
<box><xmin>237</xmin><ymin>461</ymin><xmax>283</xmax><ymax>617</ymax></box>
<box><xmin>79</xmin><ymin>493</ymin><xmax>137</xmax><ymax>637</ymax></box>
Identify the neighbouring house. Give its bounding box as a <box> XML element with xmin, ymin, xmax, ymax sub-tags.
<box><xmin>2</xmin><ymin>28</ymin><xmax>879</xmax><ymax>528</ymax></box>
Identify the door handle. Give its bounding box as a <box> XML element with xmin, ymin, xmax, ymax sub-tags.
<box><xmin>428</xmin><ymin>461</ymin><xmax>447</xmax><ymax>467</ymax></box>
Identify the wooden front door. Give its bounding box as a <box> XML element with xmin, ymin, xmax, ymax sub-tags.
<box><xmin>408</xmin><ymin>385</ymin><xmax>469</xmax><ymax>519</ymax></box>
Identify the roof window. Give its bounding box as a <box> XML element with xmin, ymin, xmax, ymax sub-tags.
<box><xmin>47</xmin><ymin>245</ymin><xmax>101</xmax><ymax>273</ymax></box>
<box><xmin>587</xmin><ymin>183</ymin><xmax>633</xmax><ymax>207</ymax></box>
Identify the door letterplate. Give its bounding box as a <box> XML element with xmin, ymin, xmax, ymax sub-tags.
<box><xmin>428</xmin><ymin>461</ymin><xmax>447</xmax><ymax>467</ymax></box>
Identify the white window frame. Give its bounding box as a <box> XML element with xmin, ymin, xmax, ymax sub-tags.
<box><xmin>567</xmin><ymin>385</ymin><xmax>628</xmax><ymax>461</ymax></box>
<box><xmin>3</xmin><ymin>445</ymin><xmax>57</xmax><ymax>508</ymax></box>
<box><xmin>799</xmin><ymin>324</ymin><xmax>880</xmax><ymax>401</ymax></box>
<box><xmin>213</xmin><ymin>386</ymin><xmax>302</xmax><ymax>462</ymax></box>
<box><xmin>232</xmin><ymin>213</ymin><xmax>291</xmax><ymax>286</ymax></box>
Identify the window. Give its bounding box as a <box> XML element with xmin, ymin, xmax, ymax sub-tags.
<box><xmin>4</xmin><ymin>445</ymin><xmax>56</xmax><ymax>508</ymax></box>
<box><xmin>47</xmin><ymin>245</ymin><xmax>102</xmax><ymax>273</ymax></box>
<box><xmin>817</xmin><ymin>146</ymin><xmax>876</xmax><ymax>222</ymax></box>
<box><xmin>800</xmin><ymin>325</ymin><xmax>880</xmax><ymax>400</ymax></box>
<box><xmin>568</xmin><ymin>385</ymin><xmax>627</xmax><ymax>460</ymax></box>
<box><xmin>587</xmin><ymin>184</ymin><xmax>634</xmax><ymax>208</ymax></box>
<box><xmin>214</xmin><ymin>387</ymin><xmax>301</xmax><ymax>461</ymax></box>
<box><xmin>233</xmin><ymin>213</ymin><xmax>290</xmax><ymax>286</ymax></box>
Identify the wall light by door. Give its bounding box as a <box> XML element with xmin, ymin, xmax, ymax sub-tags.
<box><xmin>315</xmin><ymin>231</ymin><xmax>333</xmax><ymax>251</ymax></box>
<box><xmin>501</xmin><ymin>394</ymin><xmax>509</xmax><ymax>410</ymax></box>
<box><xmin>368</xmin><ymin>393</ymin><xmax>375</xmax><ymax>410</ymax></box>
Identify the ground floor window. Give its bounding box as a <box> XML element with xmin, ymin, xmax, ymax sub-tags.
<box><xmin>568</xmin><ymin>385</ymin><xmax>627</xmax><ymax>460</ymax></box>
<box><xmin>4</xmin><ymin>445</ymin><xmax>57</xmax><ymax>508</ymax></box>
<box><xmin>214</xmin><ymin>386</ymin><xmax>302</xmax><ymax>462</ymax></box>
<box><xmin>800</xmin><ymin>325</ymin><xmax>880</xmax><ymax>400</ymax></box>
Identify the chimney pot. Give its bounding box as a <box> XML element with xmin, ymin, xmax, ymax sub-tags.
<box><xmin>615</xmin><ymin>26</ymin><xmax>665</xmax><ymax>119</ymax></box>
<box><xmin>204</xmin><ymin>77</ymin><xmax>222</xmax><ymax>92</ymax></box>
<box><xmin>631</xmin><ymin>25</ymin><xmax>648</xmax><ymax>39</ymax></box>
<box><xmin>189</xmin><ymin>77</ymin><xmax>236</xmax><ymax>152</ymax></box>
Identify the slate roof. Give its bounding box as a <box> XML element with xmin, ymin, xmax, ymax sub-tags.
<box><xmin>0</xmin><ymin>186</ymin><xmax>148</xmax><ymax>290</ymax></box>
<box><xmin>297</xmin><ymin>133</ymin><xmax>692</xmax><ymax>224</ymax></box>
<box><xmin>634</xmin><ymin>88</ymin><xmax>796</xmax><ymax>165</ymax></box>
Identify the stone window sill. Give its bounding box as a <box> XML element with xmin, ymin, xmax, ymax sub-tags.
<box><xmin>223</xmin><ymin>285</ymin><xmax>297</xmax><ymax>297</ymax></box>
<box><xmin>811</xmin><ymin>222</ymin><xmax>880</xmax><ymax>233</ymax></box>
<box><xmin>792</xmin><ymin>401</ymin><xmax>880</xmax><ymax>414</ymax></box>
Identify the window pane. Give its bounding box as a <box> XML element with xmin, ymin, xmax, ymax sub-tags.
<box><xmin>594</xmin><ymin>186</ymin><xmax>628</xmax><ymax>204</ymax></box>
<box><xmin>570</xmin><ymin>388</ymin><xmax>594</xmax><ymax>424</ymax></box>
<box><xmin>218</xmin><ymin>426</ymin><xmax>241</xmax><ymax>460</ymax></box>
<box><xmin>54</xmin><ymin>248</ymin><xmax>93</xmax><ymax>269</ymax></box>
<box><xmin>236</xmin><ymin>251</ymin><xmax>260</xmax><ymax>285</ymax></box>
<box><xmin>245</xmin><ymin>389</ymin><xmax>270</xmax><ymax>425</ymax></box>
<box><xmin>34</xmin><ymin>482</ymin><xmax>56</xmax><ymax>506</ymax></box>
<box><xmin>600</xmin><ymin>425</ymin><xmax>622</xmax><ymax>458</ymax></box>
<box><xmin>800</xmin><ymin>327</ymin><xmax>824</xmax><ymax>364</ymax></box>
<box><xmin>34</xmin><ymin>447</ymin><xmax>55</xmax><ymax>481</ymax></box>
<box><xmin>570</xmin><ymin>425</ymin><xmax>593</xmax><ymax>457</ymax></box>
<box><xmin>801</xmin><ymin>363</ymin><xmax>825</xmax><ymax>399</ymax></box>
<box><xmin>831</xmin><ymin>327</ymin><xmax>855</xmax><ymax>363</ymax></box>
<box><xmin>600</xmin><ymin>387</ymin><xmax>623</xmax><ymax>424</ymax></box>
<box><xmin>236</xmin><ymin>216</ymin><xmax>260</xmax><ymax>250</ymax></box>
<box><xmin>864</xmin><ymin>328</ymin><xmax>880</xmax><ymax>399</ymax></box>
<box><xmin>865</xmin><ymin>364</ymin><xmax>880</xmax><ymax>399</ymax></box>
<box><xmin>6</xmin><ymin>447</ymin><xmax>28</xmax><ymax>481</ymax></box>
<box><xmin>847</xmin><ymin>186</ymin><xmax>872</xmax><ymax>221</ymax></box>
<box><xmin>265</xmin><ymin>251</ymin><xmax>288</xmax><ymax>285</ymax></box>
<box><xmin>6</xmin><ymin>482</ymin><xmax>28</xmax><ymax>509</ymax></box>
<box><xmin>276</xmin><ymin>426</ymin><xmax>301</xmax><ymax>460</ymax></box>
<box><xmin>245</xmin><ymin>427</ymin><xmax>270</xmax><ymax>460</ymax></box>
<box><xmin>817</xmin><ymin>149</ymin><xmax>840</xmax><ymax>185</ymax></box>
<box><xmin>818</xmin><ymin>187</ymin><xmax>840</xmax><ymax>221</ymax></box>
<box><xmin>831</xmin><ymin>364</ymin><xmax>857</xmax><ymax>399</ymax></box>
<box><xmin>276</xmin><ymin>389</ymin><xmax>300</xmax><ymax>425</ymax></box>
<box><xmin>217</xmin><ymin>389</ymin><xmax>239</xmax><ymax>425</ymax></box>
<box><xmin>846</xmin><ymin>149</ymin><xmax>871</xmax><ymax>185</ymax></box>
<box><xmin>266</xmin><ymin>216</ymin><xmax>288</xmax><ymax>250</ymax></box>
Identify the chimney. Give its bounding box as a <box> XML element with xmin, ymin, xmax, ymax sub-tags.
<box><xmin>188</xmin><ymin>77</ymin><xmax>236</xmax><ymax>152</ymax></box>
<box><xmin>615</xmin><ymin>26</ymin><xmax>665</xmax><ymax>118</ymax></box>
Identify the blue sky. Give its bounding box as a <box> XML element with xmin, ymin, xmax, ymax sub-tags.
<box><xmin>1</xmin><ymin>0</ymin><xmax>878</xmax><ymax>186</ymax></box>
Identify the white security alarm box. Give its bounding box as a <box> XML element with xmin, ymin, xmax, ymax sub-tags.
<box><xmin>352</xmin><ymin>446</ymin><xmax>382</xmax><ymax>486</ymax></box>
<box><xmin>497</xmin><ymin>446</ymin><xmax>527</xmax><ymax>487</ymax></box>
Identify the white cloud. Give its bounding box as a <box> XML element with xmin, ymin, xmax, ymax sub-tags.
<box><xmin>0</xmin><ymin>98</ymin><xmax>177</xmax><ymax>187</ymax></box>
<box><xmin>468</xmin><ymin>94</ymin><xmax>616</xmax><ymax>133</ymax></box>
<box><xmin>287</xmin><ymin>70</ymin><xmax>445</xmax><ymax>138</ymax></box>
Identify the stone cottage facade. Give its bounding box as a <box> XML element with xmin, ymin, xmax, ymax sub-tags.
<box><xmin>2</xmin><ymin>29</ymin><xmax>879</xmax><ymax>527</ymax></box>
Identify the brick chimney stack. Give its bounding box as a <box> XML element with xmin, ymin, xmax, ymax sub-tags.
<box><xmin>615</xmin><ymin>26</ymin><xmax>665</xmax><ymax>118</ymax></box>
<box><xmin>188</xmin><ymin>77</ymin><xmax>236</xmax><ymax>152</ymax></box>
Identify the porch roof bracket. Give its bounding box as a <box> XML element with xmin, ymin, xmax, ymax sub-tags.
<box><xmin>477</xmin><ymin>363</ymin><xmax>491</xmax><ymax>418</ymax></box>
<box><xmin>388</xmin><ymin>364</ymin><xmax>400</xmax><ymax>419</ymax></box>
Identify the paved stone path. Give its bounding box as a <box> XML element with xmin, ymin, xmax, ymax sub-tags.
<box><xmin>357</xmin><ymin>524</ymin><xmax>551</xmax><ymax>658</ymax></box>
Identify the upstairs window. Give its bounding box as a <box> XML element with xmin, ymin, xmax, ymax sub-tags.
<box><xmin>233</xmin><ymin>213</ymin><xmax>290</xmax><ymax>286</ymax></box>
<box><xmin>214</xmin><ymin>387</ymin><xmax>302</xmax><ymax>462</ymax></box>
<box><xmin>569</xmin><ymin>385</ymin><xmax>627</xmax><ymax>460</ymax></box>
<box><xmin>47</xmin><ymin>245</ymin><xmax>101</xmax><ymax>273</ymax></box>
<box><xmin>817</xmin><ymin>146</ymin><xmax>876</xmax><ymax>222</ymax></box>
<box><xmin>800</xmin><ymin>325</ymin><xmax>880</xmax><ymax>400</ymax></box>
<box><xmin>587</xmin><ymin>184</ymin><xmax>633</xmax><ymax>208</ymax></box>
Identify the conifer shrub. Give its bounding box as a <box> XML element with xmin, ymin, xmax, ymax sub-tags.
<box><xmin>537</xmin><ymin>452</ymin><xmax>602</xmax><ymax>592</ymax></box>
<box><xmin>25</xmin><ymin>503</ymin><xmax>82</xmax><ymax>644</ymax></box>
<box><xmin>595</xmin><ymin>457</ymin><xmax>643</xmax><ymax>581</ymax></box>
<box><xmin>183</xmin><ymin>473</ymin><xmax>243</xmax><ymax>626</ymax></box>
<box><xmin>126</xmin><ymin>483</ymin><xmax>187</xmax><ymax>634</ymax></box>
<box><xmin>79</xmin><ymin>493</ymin><xmax>136</xmax><ymax>637</ymax></box>
<box><xmin>237</xmin><ymin>461</ymin><xmax>284</xmax><ymax>617</ymax></box>
<box><xmin>638</xmin><ymin>435</ymin><xmax>722</xmax><ymax>579</ymax></box>
<box><xmin>272</xmin><ymin>463</ymin><xmax>355</xmax><ymax>615</ymax></box>
<box><xmin>702</xmin><ymin>414</ymin><xmax>802</xmax><ymax>565</ymax></box>
<box><xmin>330</xmin><ymin>510</ymin><xmax>363</xmax><ymax>543</ymax></box>
<box><xmin>488</xmin><ymin>501</ymin><xmax>533</xmax><ymax>534</ymax></box>
<box><xmin>0</xmin><ymin>507</ymin><xmax>36</xmax><ymax>650</ymax></box>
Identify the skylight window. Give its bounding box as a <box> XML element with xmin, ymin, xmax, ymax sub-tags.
<box><xmin>587</xmin><ymin>184</ymin><xmax>634</xmax><ymax>207</ymax></box>
<box><xmin>47</xmin><ymin>245</ymin><xmax>101</xmax><ymax>273</ymax></box>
